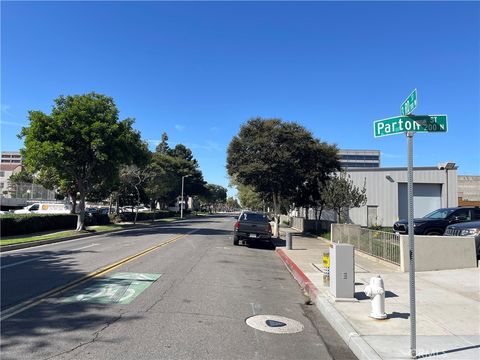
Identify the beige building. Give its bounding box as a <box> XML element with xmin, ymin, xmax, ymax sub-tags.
<box><xmin>0</xmin><ymin>163</ymin><xmax>23</xmax><ymax>193</ymax></box>
<box><xmin>458</xmin><ymin>175</ymin><xmax>480</xmax><ymax>206</ymax></box>
<box><xmin>1</xmin><ymin>151</ymin><xmax>22</xmax><ymax>164</ymax></box>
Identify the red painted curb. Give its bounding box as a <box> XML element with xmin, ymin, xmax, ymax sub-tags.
<box><xmin>276</xmin><ymin>248</ymin><xmax>319</xmax><ymax>300</ymax></box>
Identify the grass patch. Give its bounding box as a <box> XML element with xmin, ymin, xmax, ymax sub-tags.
<box><xmin>0</xmin><ymin>217</ymin><xmax>183</xmax><ymax>247</ymax></box>
<box><xmin>0</xmin><ymin>224</ymin><xmax>128</xmax><ymax>246</ymax></box>
<box><xmin>1</xmin><ymin>230</ymin><xmax>84</xmax><ymax>246</ymax></box>
<box><xmin>320</xmin><ymin>231</ymin><xmax>331</xmax><ymax>240</ymax></box>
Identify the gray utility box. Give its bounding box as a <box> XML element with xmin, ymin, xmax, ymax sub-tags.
<box><xmin>330</xmin><ymin>243</ymin><xmax>355</xmax><ymax>299</ymax></box>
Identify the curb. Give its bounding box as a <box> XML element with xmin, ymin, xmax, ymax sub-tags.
<box><xmin>276</xmin><ymin>248</ymin><xmax>382</xmax><ymax>360</ymax></box>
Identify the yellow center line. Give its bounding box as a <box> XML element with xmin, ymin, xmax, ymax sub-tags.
<box><xmin>1</xmin><ymin>229</ymin><xmax>198</xmax><ymax>321</ymax></box>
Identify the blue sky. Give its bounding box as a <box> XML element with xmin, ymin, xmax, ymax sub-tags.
<box><xmin>2</xmin><ymin>1</ymin><xmax>479</xmax><ymax>197</ymax></box>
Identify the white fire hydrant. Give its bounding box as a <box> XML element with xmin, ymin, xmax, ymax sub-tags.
<box><xmin>364</xmin><ymin>275</ymin><xmax>387</xmax><ymax>320</ymax></box>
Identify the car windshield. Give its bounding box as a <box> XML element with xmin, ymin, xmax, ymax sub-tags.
<box><xmin>423</xmin><ymin>208</ymin><xmax>455</xmax><ymax>219</ymax></box>
<box><xmin>240</xmin><ymin>213</ymin><xmax>269</xmax><ymax>222</ymax></box>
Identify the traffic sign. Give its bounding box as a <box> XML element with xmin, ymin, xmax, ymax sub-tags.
<box><xmin>401</xmin><ymin>89</ymin><xmax>417</xmax><ymax>115</ymax></box>
<box><xmin>373</xmin><ymin>114</ymin><xmax>447</xmax><ymax>137</ymax></box>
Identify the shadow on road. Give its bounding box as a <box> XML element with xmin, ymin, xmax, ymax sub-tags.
<box><xmin>1</xmin><ymin>249</ymin><xmax>142</xmax><ymax>356</ymax></box>
<box><xmin>1</xmin><ymin>214</ymin><xmax>239</xmax><ymax>355</ymax></box>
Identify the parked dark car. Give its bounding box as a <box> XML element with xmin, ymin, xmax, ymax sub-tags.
<box><xmin>233</xmin><ymin>211</ymin><xmax>272</xmax><ymax>246</ymax></box>
<box><xmin>444</xmin><ymin>220</ymin><xmax>480</xmax><ymax>258</ymax></box>
<box><xmin>393</xmin><ymin>207</ymin><xmax>480</xmax><ymax>236</ymax></box>
<box><xmin>98</xmin><ymin>207</ymin><xmax>110</xmax><ymax>215</ymax></box>
<box><xmin>85</xmin><ymin>207</ymin><xmax>98</xmax><ymax>216</ymax></box>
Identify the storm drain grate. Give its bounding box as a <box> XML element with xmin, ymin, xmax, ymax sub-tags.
<box><xmin>245</xmin><ymin>315</ymin><xmax>304</xmax><ymax>334</ymax></box>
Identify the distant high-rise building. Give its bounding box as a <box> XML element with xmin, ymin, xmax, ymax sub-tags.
<box><xmin>338</xmin><ymin>149</ymin><xmax>380</xmax><ymax>169</ymax></box>
<box><xmin>1</xmin><ymin>151</ymin><xmax>23</xmax><ymax>164</ymax></box>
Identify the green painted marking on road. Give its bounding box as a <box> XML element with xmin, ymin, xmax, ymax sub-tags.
<box><xmin>63</xmin><ymin>272</ymin><xmax>162</xmax><ymax>305</ymax></box>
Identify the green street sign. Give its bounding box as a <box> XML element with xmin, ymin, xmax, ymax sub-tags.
<box><xmin>373</xmin><ymin>114</ymin><xmax>447</xmax><ymax>138</ymax></box>
<box><xmin>401</xmin><ymin>89</ymin><xmax>417</xmax><ymax>115</ymax></box>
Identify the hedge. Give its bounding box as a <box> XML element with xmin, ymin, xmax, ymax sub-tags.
<box><xmin>0</xmin><ymin>210</ymin><xmax>177</xmax><ymax>237</ymax></box>
<box><xmin>1</xmin><ymin>214</ymin><xmax>78</xmax><ymax>237</ymax></box>
<box><xmin>109</xmin><ymin>210</ymin><xmax>177</xmax><ymax>223</ymax></box>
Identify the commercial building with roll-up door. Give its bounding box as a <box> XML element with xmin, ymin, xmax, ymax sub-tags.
<box><xmin>344</xmin><ymin>165</ymin><xmax>458</xmax><ymax>227</ymax></box>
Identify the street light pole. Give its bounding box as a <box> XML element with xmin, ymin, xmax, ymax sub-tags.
<box><xmin>180</xmin><ymin>175</ymin><xmax>190</xmax><ymax>219</ymax></box>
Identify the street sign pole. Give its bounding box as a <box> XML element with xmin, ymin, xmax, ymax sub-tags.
<box><xmin>407</xmin><ymin>131</ymin><xmax>417</xmax><ymax>359</ymax></box>
<box><xmin>374</xmin><ymin>90</ymin><xmax>446</xmax><ymax>359</ymax></box>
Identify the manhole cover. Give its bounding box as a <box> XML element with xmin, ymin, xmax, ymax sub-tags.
<box><xmin>245</xmin><ymin>315</ymin><xmax>304</xmax><ymax>334</ymax></box>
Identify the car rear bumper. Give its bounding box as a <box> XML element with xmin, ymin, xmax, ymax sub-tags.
<box><xmin>234</xmin><ymin>230</ymin><xmax>271</xmax><ymax>240</ymax></box>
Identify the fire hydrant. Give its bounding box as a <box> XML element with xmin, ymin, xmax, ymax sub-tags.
<box><xmin>364</xmin><ymin>275</ymin><xmax>387</xmax><ymax>320</ymax></box>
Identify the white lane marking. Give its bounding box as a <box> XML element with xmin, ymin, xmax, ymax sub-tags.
<box><xmin>1</xmin><ymin>243</ymin><xmax>98</xmax><ymax>270</ymax></box>
<box><xmin>0</xmin><ymin>255</ymin><xmax>50</xmax><ymax>270</ymax></box>
<box><xmin>71</xmin><ymin>243</ymin><xmax>98</xmax><ymax>251</ymax></box>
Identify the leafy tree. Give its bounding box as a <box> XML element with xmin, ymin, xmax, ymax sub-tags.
<box><xmin>147</xmin><ymin>134</ymin><xmax>206</xmax><ymax>211</ymax></box>
<box><xmin>8</xmin><ymin>169</ymin><xmax>34</xmax><ymax>185</ymax></box>
<box><xmin>170</xmin><ymin>144</ymin><xmax>196</xmax><ymax>163</ymax></box>
<box><xmin>227</xmin><ymin>117</ymin><xmax>339</xmax><ymax>234</ymax></box>
<box><xmin>155</xmin><ymin>132</ymin><xmax>170</xmax><ymax>154</ymax></box>
<box><xmin>117</xmin><ymin>165</ymin><xmax>153</xmax><ymax>223</ymax></box>
<box><xmin>226</xmin><ymin>197</ymin><xmax>240</xmax><ymax>210</ymax></box>
<box><xmin>19</xmin><ymin>92</ymin><xmax>149</xmax><ymax>231</ymax></box>
<box><xmin>324</xmin><ymin>172</ymin><xmax>367</xmax><ymax>223</ymax></box>
<box><xmin>147</xmin><ymin>153</ymin><xmax>178</xmax><ymax>210</ymax></box>
<box><xmin>236</xmin><ymin>183</ymin><xmax>267</xmax><ymax>211</ymax></box>
<box><xmin>201</xmin><ymin>184</ymin><xmax>227</xmax><ymax>212</ymax></box>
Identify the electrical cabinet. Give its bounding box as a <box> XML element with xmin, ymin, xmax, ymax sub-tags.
<box><xmin>330</xmin><ymin>243</ymin><xmax>355</xmax><ymax>299</ymax></box>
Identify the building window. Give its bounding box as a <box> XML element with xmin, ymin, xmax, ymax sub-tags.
<box><xmin>0</xmin><ymin>171</ymin><xmax>4</xmax><ymax>177</ymax></box>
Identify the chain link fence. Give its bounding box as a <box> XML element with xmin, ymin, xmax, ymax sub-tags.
<box><xmin>8</xmin><ymin>182</ymin><xmax>57</xmax><ymax>201</ymax></box>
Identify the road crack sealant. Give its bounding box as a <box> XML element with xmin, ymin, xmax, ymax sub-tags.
<box><xmin>42</xmin><ymin>314</ymin><xmax>124</xmax><ymax>360</ymax></box>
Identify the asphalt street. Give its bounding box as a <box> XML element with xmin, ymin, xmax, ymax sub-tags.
<box><xmin>1</xmin><ymin>214</ymin><xmax>357</xmax><ymax>360</ymax></box>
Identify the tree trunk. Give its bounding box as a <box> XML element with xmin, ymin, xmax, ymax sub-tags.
<box><xmin>70</xmin><ymin>192</ymin><xmax>77</xmax><ymax>214</ymax></box>
<box><xmin>133</xmin><ymin>185</ymin><xmax>140</xmax><ymax>225</ymax></box>
<box><xmin>272</xmin><ymin>192</ymin><xmax>281</xmax><ymax>238</ymax></box>
<box><xmin>314</xmin><ymin>208</ymin><xmax>319</xmax><ymax>235</ymax></box>
<box><xmin>109</xmin><ymin>195</ymin><xmax>113</xmax><ymax>214</ymax></box>
<box><xmin>76</xmin><ymin>188</ymin><xmax>86</xmax><ymax>231</ymax></box>
<box><xmin>115</xmin><ymin>193</ymin><xmax>120</xmax><ymax>214</ymax></box>
<box><xmin>152</xmin><ymin>200</ymin><xmax>156</xmax><ymax>224</ymax></box>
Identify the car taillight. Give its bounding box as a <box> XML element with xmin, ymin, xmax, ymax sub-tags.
<box><xmin>234</xmin><ymin>221</ymin><xmax>240</xmax><ymax>229</ymax></box>
<box><xmin>267</xmin><ymin>223</ymin><xmax>272</xmax><ymax>233</ymax></box>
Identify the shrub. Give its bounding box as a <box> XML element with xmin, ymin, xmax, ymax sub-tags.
<box><xmin>1</xmin><ymin>214</ymin><xmax>78</xmax><ymax>236</ymax></box>
<box><xmin>85</xmin><ymin>214</ymin><xmax>111</xmax><ymax>226</ymax></box>
<box><xmin>109</xmin><ymin>210</ymin><xmax>177</xmax><ymax>223</ymax></box>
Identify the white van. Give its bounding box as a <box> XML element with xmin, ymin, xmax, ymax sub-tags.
<box><xmin>14</xmin><ymin>203</ymin><xmax>72</xmax><ymax>214</ymax></box>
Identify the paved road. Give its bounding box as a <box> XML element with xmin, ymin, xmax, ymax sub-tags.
<box><xmin>1</xmin><ymin>215</ymin><xmax>356</xmax><ymax>360</ymax></box>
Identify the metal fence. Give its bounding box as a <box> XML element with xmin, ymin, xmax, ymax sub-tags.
<box><xmin>332</xmin><ymin>224</ymin><xmax>400</xmax><ymax>265</ymax></box>
<box><xmin>7</xmin><ymin>182</ymin><xmax>57</xmax><ymax>201</ymax></box>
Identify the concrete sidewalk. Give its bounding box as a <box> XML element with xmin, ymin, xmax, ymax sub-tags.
<box><xmin>276</xmin><ymin>229</ymin><xmax>480</xmax><ymax>360</ymax></box>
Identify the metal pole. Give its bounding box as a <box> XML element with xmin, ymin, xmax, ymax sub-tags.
<box><xmin>180</xmin><ymin>176</ymin><xmax>185</xmax><ymax>219</ymax></box>
<box><xmin>445</xmin><ymin>169</ymin><xmax>449</xmax><ymax>207</ymax></box>
<box><xmin>407</xmin><ymin>131</ymin><xmax>416</xmax><ymax>359</ymax></box>
<box><xmin>286</xmin><ymin>232</ymin><xmax>292</xmax><ymax>250</ymax></box>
